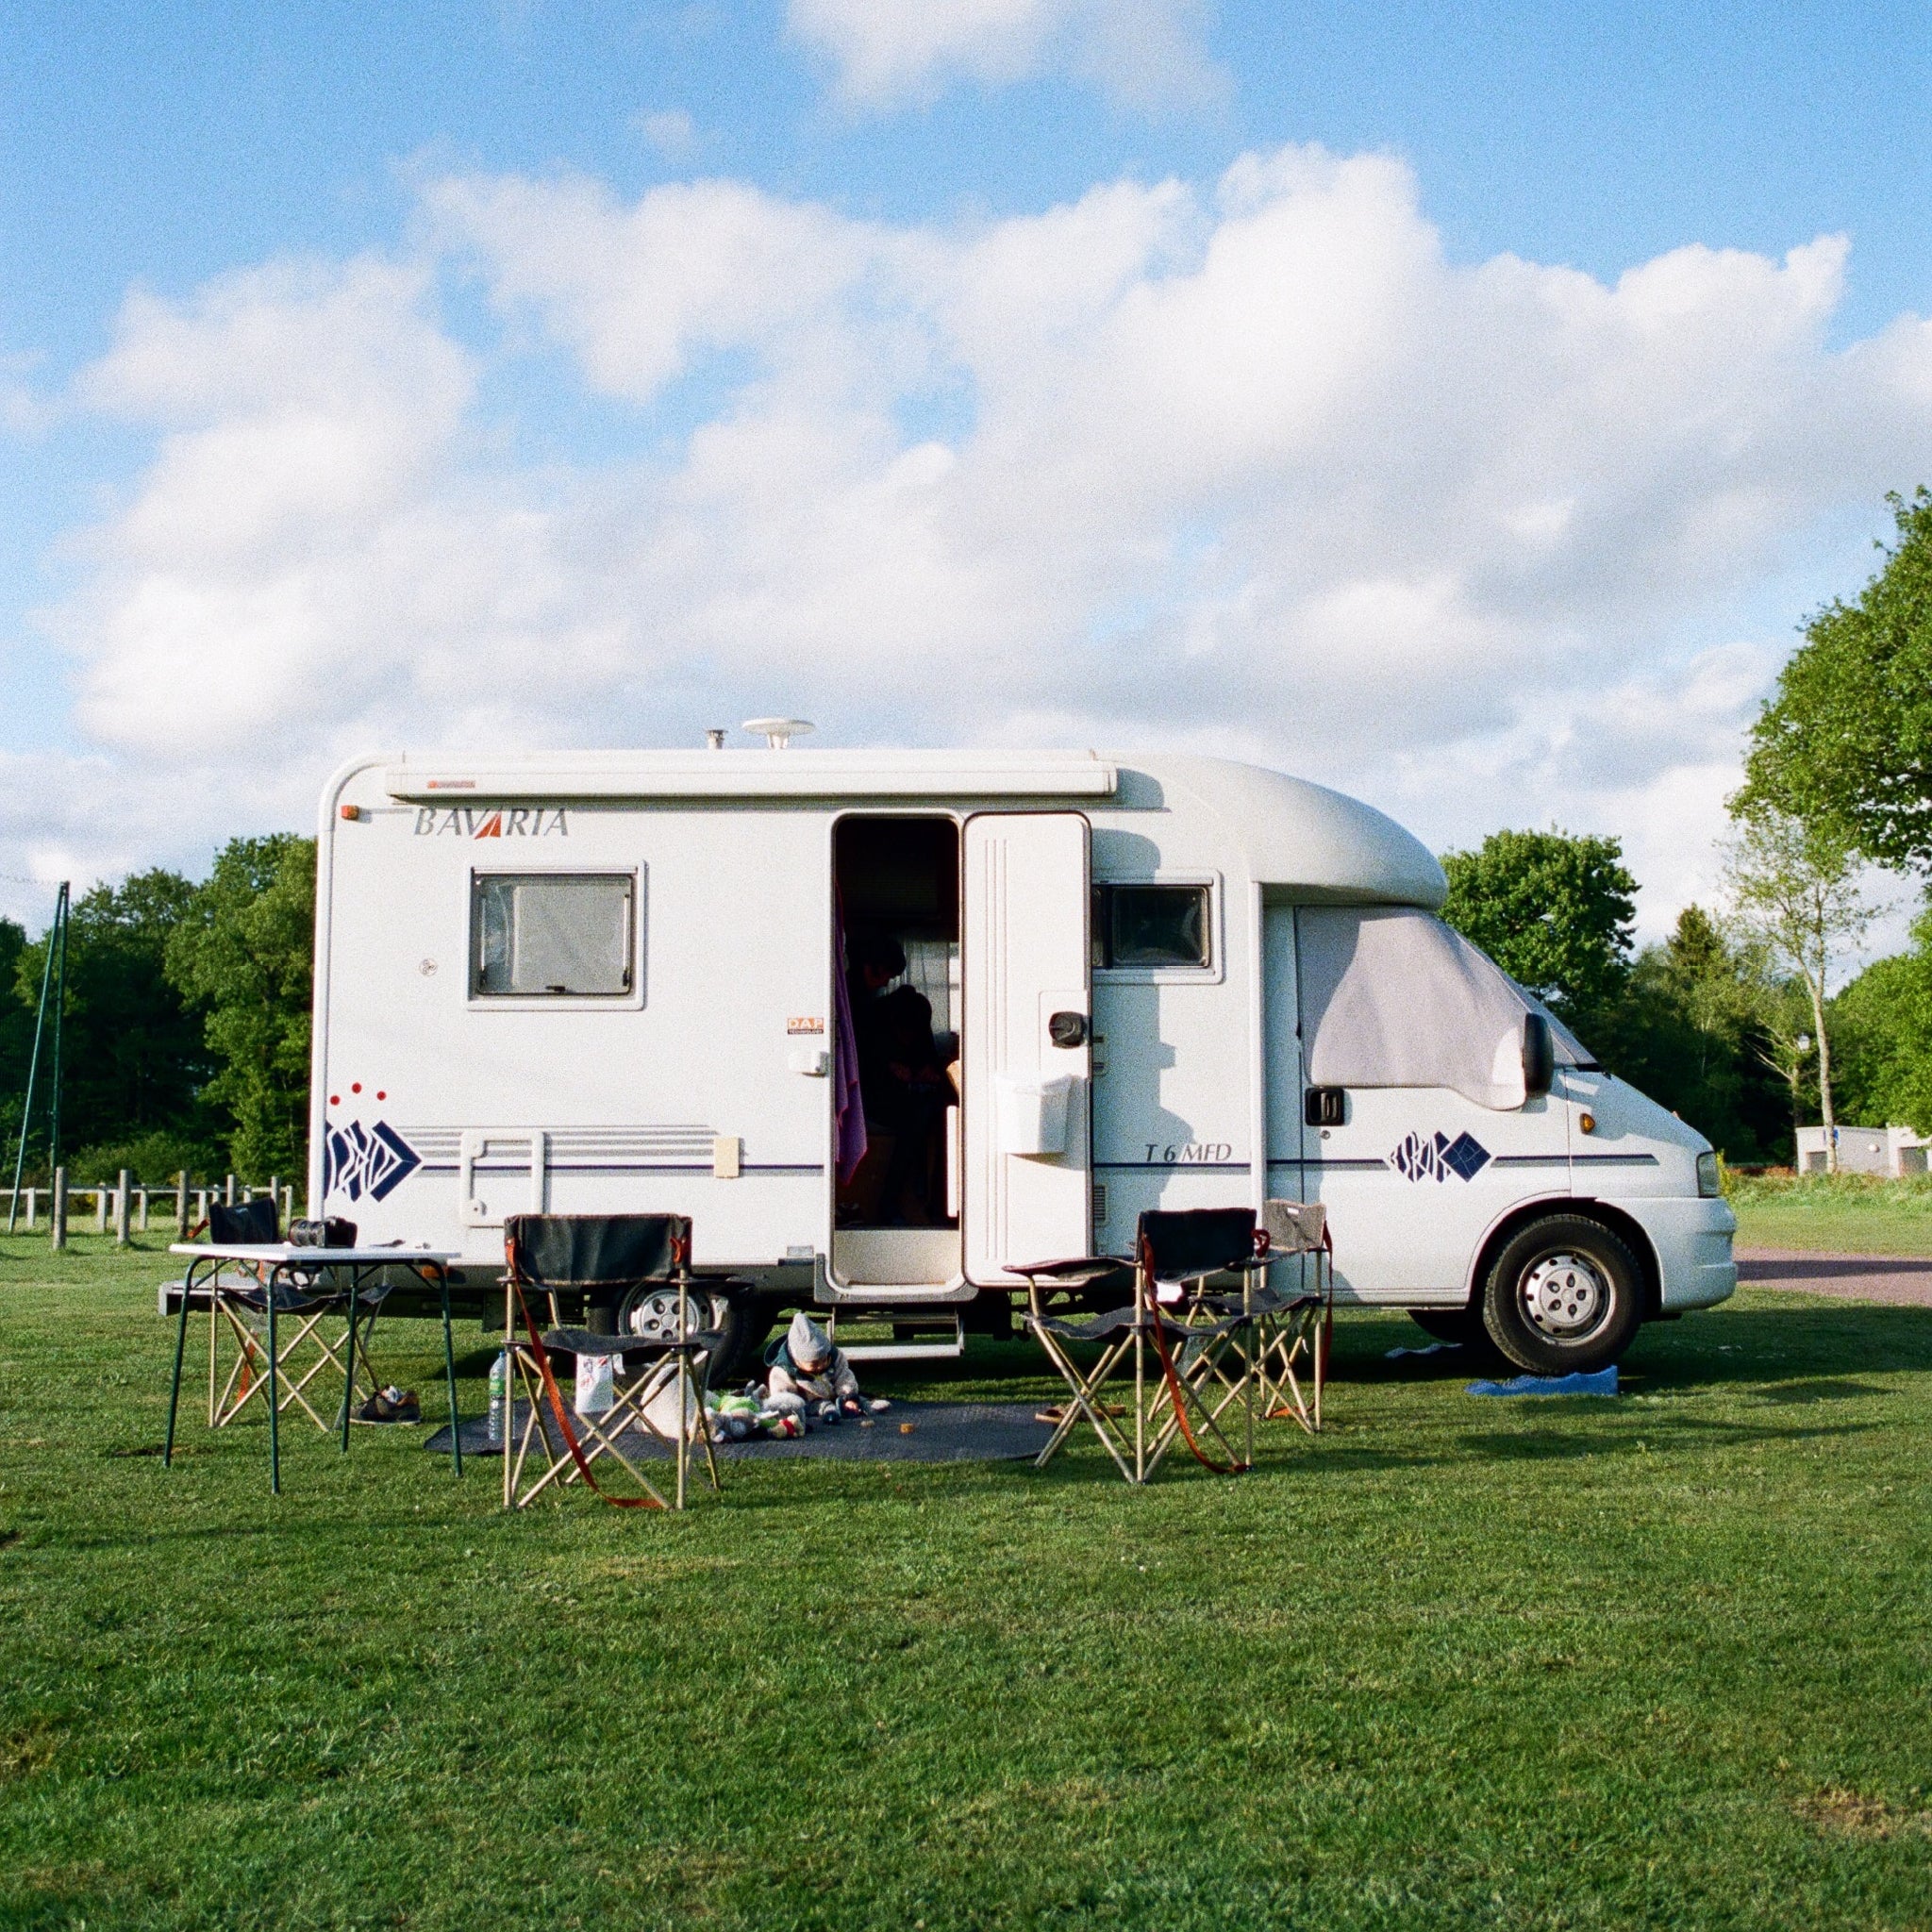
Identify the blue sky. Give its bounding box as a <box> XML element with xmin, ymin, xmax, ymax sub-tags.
<box><xmin>3</xmin><ymin>0</ymin><xmax>1930</xmax><ymax>931</ymax></box>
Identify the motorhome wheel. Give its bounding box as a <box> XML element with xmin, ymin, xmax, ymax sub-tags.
<box><xmin>1480</xmin><ymin>1214</ymin><xmax>1641</xmax><ymax>1376</ymax></box>
<box><xmin>620</xmin><ymin>1284</ymin><xmax>735</xmax><ymax>1351</ymax></box>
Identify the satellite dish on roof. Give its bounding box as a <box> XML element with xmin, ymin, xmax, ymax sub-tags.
<box><xmin>742</xmin><ymin>718</ymin><xmax>814</xmax><ymax>749</ymax></box>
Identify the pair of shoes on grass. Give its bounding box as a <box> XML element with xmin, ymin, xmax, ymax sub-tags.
<box><xmin>353</xmin><ymin>1384</ymin><xmax>420</xmax><ymax>1424</ymax></box>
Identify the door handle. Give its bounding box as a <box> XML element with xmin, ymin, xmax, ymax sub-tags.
<box><xmin>1305</xmin><ymin>1086</ymin><xmax>1345</xmax><ymax>1127</ymax></box>
<box><xmin>1048</xmin><ymin>1010</ymin><xmax>1088</xmax><ymax>1048</ymax></box>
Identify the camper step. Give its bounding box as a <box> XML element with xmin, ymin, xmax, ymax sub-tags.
<box><xmin>828</xmin><ymin>1311</ymin><xmax>965</xmax><ymax>1363</ymax></box>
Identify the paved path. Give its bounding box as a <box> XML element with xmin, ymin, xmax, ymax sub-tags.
<box><xmin>1738</xmin><ymin>1247</ymin><xmax>1932</xmax><ymax>1308</ymax></box>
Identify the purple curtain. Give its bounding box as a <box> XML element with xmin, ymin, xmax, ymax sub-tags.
<box><xmin>833</xmin><ymin>895</ymin><xmax>868</xmax><ymax>1183</ymax></box>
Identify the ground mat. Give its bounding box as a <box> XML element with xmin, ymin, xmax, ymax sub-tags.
<box><xmin>425</xmin><ymin>1397</ymin><xmax>1055</xmax><ymax>1464</ymax></box>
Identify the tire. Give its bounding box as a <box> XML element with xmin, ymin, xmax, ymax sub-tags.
<box><xmin>710</xmin><ymin>1296</ymin><xmax>779</xmax><ymax>1387</ymax></box>
<box><xmin>1409</xmin><ymin>1307</ymin><xmax>1487</xmax><ymax>1347</ymax></box>
<box><xmin>618</xmin><ymin>1283</ymin><xmax>773</xmax><ymax>1390</ymax></box>
<box><xmin>1480</xmin><ymin>1214</ymin><xmax>1643</xmax><ymax>1376</ymax></box>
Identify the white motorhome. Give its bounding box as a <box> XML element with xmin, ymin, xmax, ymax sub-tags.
<box><xmin>310</xmin><ymin>744</ymin><xmax>1736</xmax><ymax>1376</ymax></box>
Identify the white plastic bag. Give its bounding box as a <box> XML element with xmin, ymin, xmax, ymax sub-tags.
<box><xmin>574</xmin><ymin>1352</ymin><xmax>614</xmax><ymax>1417</ymax></box>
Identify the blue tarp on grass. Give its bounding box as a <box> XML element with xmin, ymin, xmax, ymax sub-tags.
<box><xmin>1467</xmin><ymin>1365</ymin><xmax>1619</xmax><ymax>1397</ymax></box>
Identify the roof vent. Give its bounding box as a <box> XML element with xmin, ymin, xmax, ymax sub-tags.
<box><xmin>705</xmin><ymin>728</ymin><xmax>725</xmax><ymax>750</ymax></box>
<box><xmin>742</xmin><ymin>717</ymin><xmax>814</xmax><ymax>750</ymax></box>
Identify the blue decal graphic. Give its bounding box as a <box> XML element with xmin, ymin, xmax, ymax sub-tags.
<box><xmin>324</xmin><ymin>1119</ymin><xmax>422</xmax><ymax>1203</ymax></box>
<box><xmin>1389</xmin><ymin>1130</ymin><xmax>1491</xmax><ymax>1183</ymax></box>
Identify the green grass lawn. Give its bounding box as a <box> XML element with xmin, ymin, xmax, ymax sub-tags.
<box><xmin>1729</xmin><ymin>1172</ymin><xmax>1932</xmax><ymax>1257</ymax></box>
<box><xmin>3</xmin><ymin>1237</ymin><xmax>1931</xmax><ymax>1930</ymax></box>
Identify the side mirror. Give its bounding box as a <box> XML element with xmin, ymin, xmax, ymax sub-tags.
<box><xmin>1522</xmin><ymin>1012</ymin><xmax>1554</xmax><ymax>1101</ymax></box>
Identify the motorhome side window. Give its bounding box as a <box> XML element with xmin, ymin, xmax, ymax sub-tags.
<box><xmin>472</xmin><ymin>874</ymin><xmax>635</xmax><ymax>998</ymax></box>
<box><xmin>1091</xmin><ymin>883</ymin><xmax>1211</xmax><ymax>969</ymax></box>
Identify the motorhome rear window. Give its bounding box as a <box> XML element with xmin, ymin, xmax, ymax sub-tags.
<box><xmin>1093</xmin><ymin>884</ymin><xmax>1210</xmax><ymax>969</ymax></box>
<box><xmin>472</xmin><ymin>874</ymin><xmax>634</xmax><ymax>998</ymax></box>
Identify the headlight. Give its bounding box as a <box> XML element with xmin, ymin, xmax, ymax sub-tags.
<box><xmin>1696</xmin><ymin>1151</ymin><xmax>1721</xmax><ymax>1198</ymax></box>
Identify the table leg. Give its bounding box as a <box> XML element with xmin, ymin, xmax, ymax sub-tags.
<box><xmin>267</xmin><ymin>1266</ymin><xmax>281</xmax><ymax>1496</ymax></box>
<box><xmin>438</xmin><ymin>1266</ymin><xmax>462</xmax><ymax>1478</ymax></box>
<box><xmin>341</xmin><ymin>1274</ymin><xmax>358</xmax><ymax>1452</ymax></box>
<box><xmin>164</xmin><ymin>1260</ymin><xmax>197</xmax><ymax>1467</ymax></box>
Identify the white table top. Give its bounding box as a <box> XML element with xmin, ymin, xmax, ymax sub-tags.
<box><xmin>168</xmin><ymin>1243</ymin><xmax>462</xmax><ymax>1265</ymax></box>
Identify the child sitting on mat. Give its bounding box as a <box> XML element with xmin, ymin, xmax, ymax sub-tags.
<box><xmin>765</xmin><ymin>1311</ymin><xmax>880</xmax><ymax>1422</ymax></box>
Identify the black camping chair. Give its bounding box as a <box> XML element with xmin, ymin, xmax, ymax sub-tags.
<box><xmin>1015</xmin><ymin>1208</ymin><xmax>1273</xmax><ymax>1484</ymax></box>
<box><xmin>500</xmin><ymin>1213</ymin><xmax>721</xmax><ymax>1511</ymax></box>
<box><xmin>1250</xmin><ymin>1199</ymin><xmax>1332</xmax><ymax>1433</ymax></box>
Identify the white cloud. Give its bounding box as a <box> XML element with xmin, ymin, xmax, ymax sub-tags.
<box><xmin>787</xmin><ymin>0</ymin><xmax>1226</xmax><ymax>111</ymax></box>
<box><xmin>23</xmin><ymin>144</ymin><xmax>1932</xmax><ymax>938</ymax></box>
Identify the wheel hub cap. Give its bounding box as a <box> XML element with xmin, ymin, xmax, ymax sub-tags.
<box><xmin>1520</xmin><ymin>1252</ymin><xmax>1609</xmax><ymax>1340</ymax></box>
<box><xmin>625</xmin><ymin>1288</ymin><xmax>708</xmax><ymax>1341</ymax></box>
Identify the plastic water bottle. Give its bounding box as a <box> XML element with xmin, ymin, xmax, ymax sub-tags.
<box><xmin>488</xmin><ymin>1349</ymin><xmax>508</xmax><ymax>1447</ymax></box>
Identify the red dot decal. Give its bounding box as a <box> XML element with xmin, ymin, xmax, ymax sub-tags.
<box><xmin>329</xmin><ymin>1095</ymin><xmax>340</xmax><ymax>1107</ymax></box>
<box><xmin>351</xmin><ymin>1082</ymin><xmax>362</xmax><ymax>1093</ymax></box>
<box><xmin>376</xmin><ymin>1091</ymin><xmax>386</xmax><ymax>1101</ymax></box>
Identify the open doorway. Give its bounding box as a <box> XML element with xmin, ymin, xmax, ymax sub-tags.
<box><xmin>833</xmin><ymin>815</ymin><xmax>961</xmax><ymax>1288</ymax></box>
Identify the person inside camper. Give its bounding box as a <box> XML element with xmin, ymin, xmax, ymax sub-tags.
<box><xmin>846</xmin><ymin>934</ymin><xmax>951</xmax><ymax>1224</ymax></box>
<box><xmin>765</xmin><ymin>1311</ymin><xmax>870</xmax><ymax>1420</ymax></box>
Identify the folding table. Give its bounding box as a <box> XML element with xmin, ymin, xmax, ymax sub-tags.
<box><xmin>163</xmin><ymin>1243</ymin><xmax>463</xmax><ymax>1494</ymax></box>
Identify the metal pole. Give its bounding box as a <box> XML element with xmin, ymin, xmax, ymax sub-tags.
<box><xmin>47</xmin><ymin>884</ymin><xmax>66</xmax><ymax>1178</ymax></box>
<box><xmin>6</xmin><ymin>889</ymin><xmax>61</xmax><ymax>1233</ymax></box>
<box><xmin>50</xmin><ymin>1167</ymin><xmax>66</xmax><ymax>1252</ymax></box>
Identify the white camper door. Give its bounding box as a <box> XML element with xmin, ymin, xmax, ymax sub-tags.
<box><xmin>962</xmin><ymin>813</ymin><xmax>1092</xmax><ymax>1285</ymax></box>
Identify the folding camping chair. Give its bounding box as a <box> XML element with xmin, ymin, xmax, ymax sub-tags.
<box><xmin>1247</xmin><ymin>1199</ymin><xmax>1333</xmax><ymax>1434</ymax></box>
<box><xmin>1016</xmin><ymin>1208</ymin><xmax>1273</xmax><ymax>1485</ymax></box>
<box><xmin>194</xmin><ymin>1199</ymin><xmax>391</xmax><ymax>1436</ymax></box>
<box><xmin>500</xmin><ymin>1213</ymin><xmax>721</xmax><ymax>1512</ymax></box>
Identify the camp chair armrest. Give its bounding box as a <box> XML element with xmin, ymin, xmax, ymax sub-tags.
<box><xmin>1010</xmin><ymin>1257</ymin><xmax>1131</xmax><ymax>1286</ymax></box>
<box><xmin>1027</xmin><ymin>1306</ymin><xmax>1139</xmax><ymax>1342</ymax></box>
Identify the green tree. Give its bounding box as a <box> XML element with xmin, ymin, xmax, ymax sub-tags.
<box><xmin>14</xmin><ymin>872</ymin><xmax>208</xmax><ymax>1162</ymax></box>
<box><xmin>1742</xmin><ymin>488</ymin><xmax>1932</xmax><ymax>866</ymax></box>
<box><xmin>1439</xmin><ymin>828</ymin><xmax>1637</xmax><ymax>1038</ymax></box>
<box><xmin>0</xmin><ymin>918</ymin><xmax>32</xmax><ymax>1156</ymax></box>
<box><xmin>1723</xmin><ymin>812</ymin><xmax>1881</xmax><ymax>1170</ymax></box>
<box><xmin>166</xmin><ymin>836</ymin><xmax>317</xmax><ymax>1182</ymax></box>
<box><xmin>1609</xmin><ymin>907</ymin><xmax>1789</xmax><ymax>1163</ymax></box>
<box><xmin>1829</xmin><ymin>903</ymin><xmax>1932</xmax><ymax>1136</ymax></box>
<box><xmin>1733</xmin><ymin>952</ymin><xmax>1822</xmax><ymax>1159</ymax></box>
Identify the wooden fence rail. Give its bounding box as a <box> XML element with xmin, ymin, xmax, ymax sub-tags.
<box><xmin>8</xmin><ymin>1174</ymin><xmax>299</xmax><ymax>1242</ymax></box>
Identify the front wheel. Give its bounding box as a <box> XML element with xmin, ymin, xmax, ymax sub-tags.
<box><xmin>1480</xmin><ymin>1215</ymin><xmax>1642</xmax><ymax>1376</ymax></box>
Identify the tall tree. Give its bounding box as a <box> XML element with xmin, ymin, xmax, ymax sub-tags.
<box><xmin>1723</xmin><ymin>812</ymin><xmax>1880</xmax><ymax>1170</ymax></box>
<box><xmin>13</xmin><ymin>872</ymin><xmax>208</xmax><ymax>1159</ymax></box>
<box><xmin>0</xmin><ymin>918</ymin><xmax>31</xmax><ymax>1154</ymax></box>
<box><xmin>1439</xmin><ymin>828</ymin><xmax>1638</xmax><ymax>1038</ymax></box>
<box><xmin>1828</xmin><ymin>902</ymin><xmax>1932</xmax><ymax>1137</ymax></box>
<box><xmin>1741</xmin><ymin>488</ymin><xmax>1932</xmax><ymax>867</ymax></box>
<box><xmin>165</xmin><ymin>836</ymin><xmax>316</xmax><ymax>1181</ymax></box>
<box><xmin>1610</xmin><ymin>907</ymin><xmax>1789</xmax><ymax>1163</ymax></box>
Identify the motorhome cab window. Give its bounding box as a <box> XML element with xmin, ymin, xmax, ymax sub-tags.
<box><xmin>472</xmin><ymin>873</ymin><xmax>635</xmax><ymax>997</ymax></box>
<box><xmin>1297</xmin><ymin>906</ymin><xmax>1588</xmax><ymax>1109</ymax></box>
<box><xmin>1092</xmin><ymin>883</ymin><xmax>1210</xmax><ymax>969</ymax></box>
